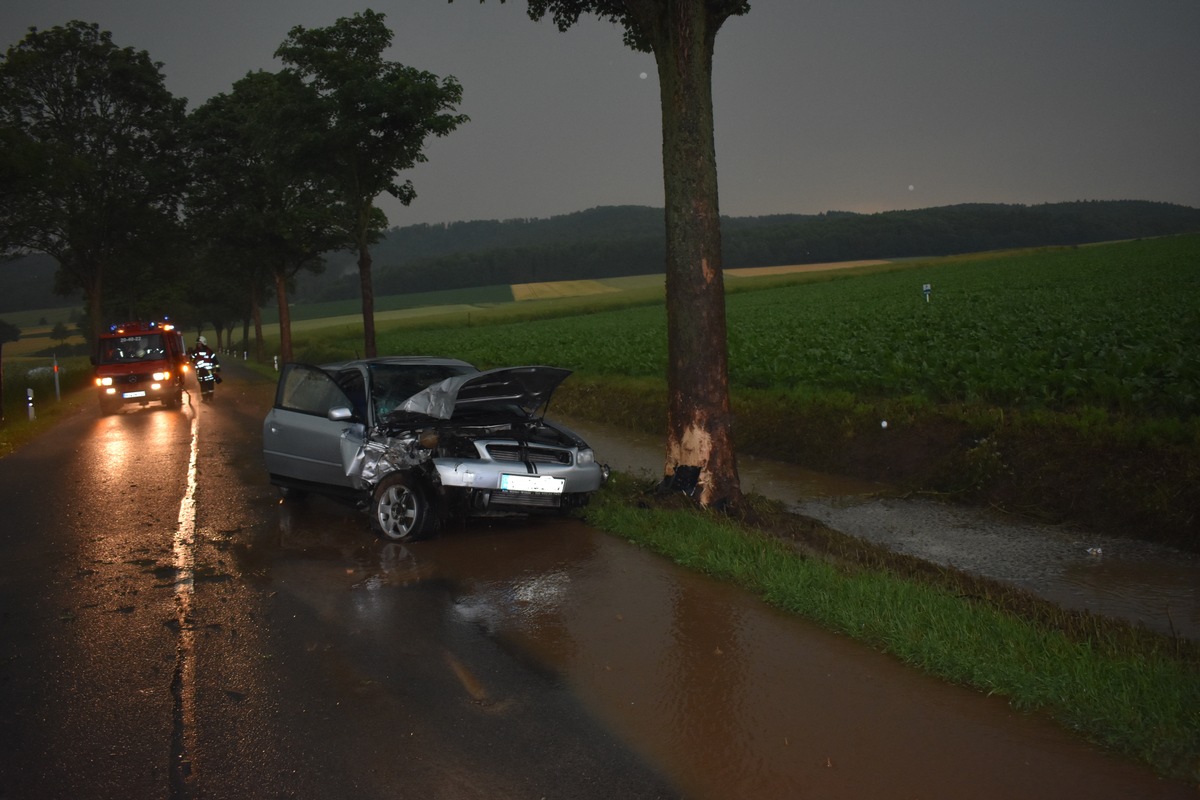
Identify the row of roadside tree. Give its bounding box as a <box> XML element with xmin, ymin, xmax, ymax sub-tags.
<box><xmin>0</xmin><ymin>11</ymin><xmax>466</xmax><ymax>362</ymax></box>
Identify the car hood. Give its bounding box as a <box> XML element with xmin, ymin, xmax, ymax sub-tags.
<box><xmin>396</xmin><ymin>366</ymin><xmax>572</xmax><ymax>420</ymax></box>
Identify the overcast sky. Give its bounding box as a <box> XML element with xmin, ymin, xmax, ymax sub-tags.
<box><xmin>3</xmin><ymin>1</ymin><xmax>1198</xmax><ymax>228</ymax></box>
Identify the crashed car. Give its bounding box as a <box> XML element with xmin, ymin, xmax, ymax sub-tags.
<box><xmin>262</xmin><ymin>356</ymin><xmax>608</xmax><ymax>541</ymax></box>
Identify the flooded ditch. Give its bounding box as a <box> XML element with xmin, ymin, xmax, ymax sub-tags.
<box><xmin>564</xmin><ymin>417</ymin><xmax>1200</xmax><ymax>641</ymax></box>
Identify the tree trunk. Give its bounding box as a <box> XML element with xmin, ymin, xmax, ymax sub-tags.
<box><xmin>651</xmin><ymin>2</ymin><xmax>742</xmax><ymax>509</ymax></box>
<box><xmin>274</xmin><ymin>268</ymin><xmax>293</xmax><ymax>364</ymax></box>
<box><xmin>358</xmin><ymin>241</ymin><xmax>377</xmax><ymax>359</ymax></box>
<box><xmin>86</xmin><ymin>267</ymin><xmax>105</xmax><ymax>346</ymax></box>
<box><xmin>251</xmin><ymin>283</ymin><xmax>264</xmax><ymax>362</ymax></box>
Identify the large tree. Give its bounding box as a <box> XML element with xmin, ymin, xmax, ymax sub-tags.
<box><xmin>469</xmin><ymin>0</ymin><xmax>748</xmax><ymax>508</ymax></box>
<box><xmin>187</xmin><ymin>70</ymin><xmax>351</xmax><ymax>363</ymax></box>
<box><xmin>0</xmin><ymin>21</ymin><xmax>187</xmax><ymax>344</ymax></box>
<box><xmin>276</xmin><ymin>10</ymin><xmax>468</xmax><ymax>358</ymax></box>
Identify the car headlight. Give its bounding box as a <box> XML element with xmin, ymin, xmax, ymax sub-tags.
<box><xmin>577</xmin><ymin>448</ymin><xmax>595</xmax><ymax>465</ymax></box>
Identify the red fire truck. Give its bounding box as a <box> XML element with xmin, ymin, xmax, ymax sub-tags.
<box><xmin>92</xmin><ymin>319</ymin><xmax>188</xmax><ymax>414</ymax></box>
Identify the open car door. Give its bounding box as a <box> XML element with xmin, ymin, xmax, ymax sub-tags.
<box><xmin>263</xmin><ymin>364</ymin><xmax>364</xmax><ymax>489</ymax></box>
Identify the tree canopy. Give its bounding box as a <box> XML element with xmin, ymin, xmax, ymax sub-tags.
<box><xmin>276</xmin><ymin>9</ymin><xmax>467</xmax><ymax>357</ymax></box>
<box><xmin>187</xmin><ymin>69</ymin><xmax>352</xmax><ymax>363</ymax></box>
<box><xmin>0</xmin><ymin>21</ymin><xmax>187</xmax><ymax>342</ymax></box>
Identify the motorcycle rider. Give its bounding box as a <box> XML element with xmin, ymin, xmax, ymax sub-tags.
<box><xmin>190</xmin><ymin>335</ymin><xmax>222</xmax><ymax>383</ymax></box>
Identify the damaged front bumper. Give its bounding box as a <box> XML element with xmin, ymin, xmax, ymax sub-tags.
<box><xmin>341</xmin><ymin>423</ymin><xmax>608</xmax><ymax>512</ymax></box>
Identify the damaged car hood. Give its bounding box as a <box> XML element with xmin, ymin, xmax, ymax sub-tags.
<box><xmin>397</xmin><ymin>366</ymin><xmax>572</xmax><ymax>420</ymax></box>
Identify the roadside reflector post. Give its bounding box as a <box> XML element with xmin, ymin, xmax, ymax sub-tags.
<box><xmin>274</xmin><ymin>355</ymin><xmax>279</xmax><ymax>371</ymax></box>
<box><xmin>53</xmin><ymin>355</ymin><xmax>61</xmax><ymax>402</ymax></box>
<box><xmin>26</xmin><ymin>388</ymin><xmax>34</xmax><ymax>421</ymax></box>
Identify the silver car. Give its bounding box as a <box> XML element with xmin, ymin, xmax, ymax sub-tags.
<box><xmin>262</xmin><ymin>356</ymin><xmax>608</xmax><ymax>541</ymax></box>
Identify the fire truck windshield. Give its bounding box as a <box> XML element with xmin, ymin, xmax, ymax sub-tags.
<box><xmin>98</xmin><ymin>334</ymin><xmax>167</xmax><ymax>364</ymax></box>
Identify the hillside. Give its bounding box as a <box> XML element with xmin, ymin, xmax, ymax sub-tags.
<box><xmin>300</xmin><ymin>200</ymin><xmax>1200</xmax><ymax>301</ymax></box>
<box><xmin>3</xmin><ymin>201</ymin><xmax>1198</xmax><ymax>312</ymax></box>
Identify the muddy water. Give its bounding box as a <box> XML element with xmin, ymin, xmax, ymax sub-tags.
<box><xmin>409</xmin><ymin>522</ymin><xmax>1194</xmax><ymax>799</ymax></box>
<box><xmin>563</xmin><ymin>416</ymin><xmax>1200</xmax><ymax>640</ymax></box>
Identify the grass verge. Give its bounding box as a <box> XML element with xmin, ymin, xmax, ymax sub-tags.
<box><xmin>583</xmin><ymin>476</ymin><xmax>1200</xmax><ymax>783</ymax></box>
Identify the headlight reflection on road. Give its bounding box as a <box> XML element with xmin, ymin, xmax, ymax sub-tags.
<box><xmin>170</xmin><ymin>406</ymin><xmax>200</xmax><ymax>787</ymax></box>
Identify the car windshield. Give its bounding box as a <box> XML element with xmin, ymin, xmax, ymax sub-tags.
<box><xmin>97</xmin><ymin>334</ymin><xmax>167</xmax><ymax>364</ymax></box>
<box><xmin>368</xmin><ymin>362</ymin><xmax>476</xmax><ymax>420</ymax></box>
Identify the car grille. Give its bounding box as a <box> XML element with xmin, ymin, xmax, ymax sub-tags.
<box><xmin>486</xmin><ymin>444</ymin><xmax>571</xmax><ymax>465</ymax></box>
<box><xmin>489</xmin><ymin>491</ymin><xmax>563</xmax><ymax>509</ymax></box>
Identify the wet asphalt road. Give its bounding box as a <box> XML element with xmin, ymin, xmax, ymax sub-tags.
<box><xmin>0</xmin><ymin>371</ymin><xmax>676</xmax><ymax>800</ymax></box>
<box><xmin>1</xmin><ymin>366</ymin><xmax>1196</xmax><ymax>799</ymax></box>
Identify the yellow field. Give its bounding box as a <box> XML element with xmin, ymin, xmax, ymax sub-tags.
<box><xmin>512</xmin><ymin>280</ymin><xmax>623</xmax><ymax>302</ymax></box>
<box><xmin>4</xmin><ymin>334</ymin><xmax>84</xmax><ymax>359</ymax></box>
<box><xmin>725</xmin><ymin>260</ymin><xmax>889</xmax><ymax>278</ymax></box>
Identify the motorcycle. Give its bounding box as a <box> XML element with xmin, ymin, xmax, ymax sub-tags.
<box><xmin>192</xmin><ymin>352</ymin><xmax>219</xmax><ymax>401</ymax></box>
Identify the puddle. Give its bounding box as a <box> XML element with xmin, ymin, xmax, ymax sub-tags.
<box><xmin>565</xmin><ymin>416</ymin><xmax>1200</xmax><ymax>640</ymax></box>
<box><xmin>415</xmin><ymin>521</ymin><xmax>1193</xmax><ymax>799</ymax></box>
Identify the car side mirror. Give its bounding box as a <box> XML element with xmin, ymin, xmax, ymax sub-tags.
<box><xmin>327</xmin><ymin>406</ymin><xmax>354</xmax><ymax>422</ymax></box>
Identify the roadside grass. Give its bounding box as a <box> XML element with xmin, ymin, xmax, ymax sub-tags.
<box><xmin>0</xmin><ymin>360</ymin><xmax>93</xmax><ymax>458</ymax></box>
<box><xmin>583</xmin><ymin>476</ymin><xmax>1200</xmax><ymax>783</ymax></box>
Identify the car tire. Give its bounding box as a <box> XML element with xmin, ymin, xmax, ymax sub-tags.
<box><xmin>371</xmin><ymin>472</ymin><xmax>435</xmax><ymax>542</ymax></box>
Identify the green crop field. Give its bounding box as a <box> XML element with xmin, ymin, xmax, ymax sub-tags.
<box><xmin>371</xmin><ymin>235</ymin><xmax>1199</xmax><ymax>418</ymax></box>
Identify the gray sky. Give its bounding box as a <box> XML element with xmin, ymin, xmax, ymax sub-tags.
<box><xmin>3</xmin><ymin>1</ymin><xmax>1198</xmax><ymax>228</ymax></box>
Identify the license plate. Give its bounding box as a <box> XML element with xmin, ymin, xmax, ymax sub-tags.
<box><xmin>500</xmin><ymin>474</ymin><xmax>565</xmax><ymax>494</ymax></box>
<box><xmin>123</xmin><ymin>391</ymin><xmax>146</xmax><ymax>398</ymax></box>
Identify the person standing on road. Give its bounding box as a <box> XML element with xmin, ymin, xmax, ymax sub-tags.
<box><xmin>190</xmin><ymin>335</ymin><xmax>222</xmax><ymax>383</ymax></box>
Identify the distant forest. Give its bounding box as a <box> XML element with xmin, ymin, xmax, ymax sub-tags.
<box><xmin>3</xmin><ymin>201</ymin><xmax>1199</xmax><ymax>312</ymax></box>
<box><xmin>298</xmin><ymin>200</ymin><xmax>1200</xmax><ymax>302</ymax></box>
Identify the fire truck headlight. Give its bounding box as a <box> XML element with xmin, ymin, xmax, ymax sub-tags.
<box><xmin>153</xmin><ymin>371</ymin><xmax>170</xmax><ymax>381</ymax></box>
<box><xmin>97</xmin><ymin>376</ymin><xmax>113</xmax><ymax>387</ymax></box>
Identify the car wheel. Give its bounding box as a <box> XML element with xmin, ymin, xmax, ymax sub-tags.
<box><xmin>371</xmin><ymin>473</ymin><xmax>434</xmax><ymax>542</ymax></box>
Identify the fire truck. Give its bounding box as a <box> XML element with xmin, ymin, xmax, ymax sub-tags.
<box><xmin>92</xmin><ymin>319</ymin><xmax>188</xmax><ymax>414</ymax></box>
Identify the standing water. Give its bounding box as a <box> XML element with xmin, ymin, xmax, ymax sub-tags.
<box><xmin>563</xmin><ymin>417</ymin><xmax>1200</xmax><ymax>640</ymax></box>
